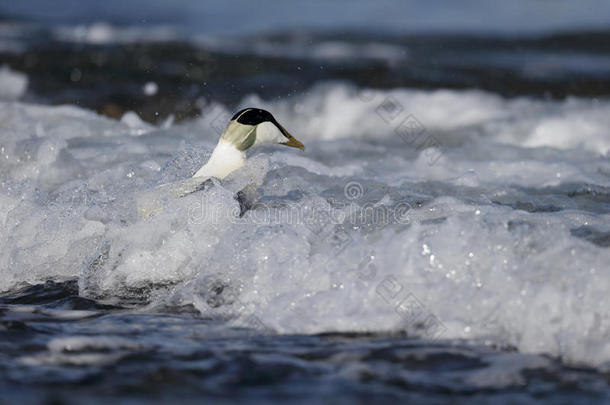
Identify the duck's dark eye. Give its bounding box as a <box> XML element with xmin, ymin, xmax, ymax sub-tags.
<box><xmin>232</xmin><ymin>108</ymin><xmax>275</xmax><ymax>126</ymax></box>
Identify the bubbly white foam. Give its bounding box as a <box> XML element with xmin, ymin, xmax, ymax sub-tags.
<box><xmin>1</xmin><ymin>83</ymin><xmax>609</xmax><ymax>367</ymax></box>
<box><xmin>0</xmin><ymin>65</ymin><xmax>27</xmax><ymax>100</ymax></box>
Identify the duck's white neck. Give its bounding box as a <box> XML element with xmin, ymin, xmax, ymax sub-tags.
<box><xmin>192</xmin><ymin>140</ymin><xmax>246</xmax><ymax>179</ymax></box>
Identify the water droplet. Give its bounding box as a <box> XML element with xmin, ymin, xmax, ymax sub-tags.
<box><xmin>70</xmin><ymin>68</ymin><xmax>82</xmax><ymax>82</ymax></box>
<box><xmin>422</xmin><ymin>244</ymin><xmax>430</xmax><ymax>255</ymax></box>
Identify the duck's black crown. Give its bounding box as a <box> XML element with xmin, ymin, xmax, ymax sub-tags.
<box><xmin>231</xmin><ymin>108</ymin><xmax>278</xmax><ymax>126</ymax></box>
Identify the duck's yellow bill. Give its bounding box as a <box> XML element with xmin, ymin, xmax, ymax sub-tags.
<box><xmin>275</xmin><ymin>122</ymin><xmax>305</xmax><ymax>150</ymax></box>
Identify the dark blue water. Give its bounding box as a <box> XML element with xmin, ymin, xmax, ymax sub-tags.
<box><xmin>3</xmin><ymin>0</ymin><xmax>610</xmax><ymax>35</ymax></box>
<box><xmin>0</xmin><ymin>281</ymin><xmax>608</xmax><ymax>405</ymax></box>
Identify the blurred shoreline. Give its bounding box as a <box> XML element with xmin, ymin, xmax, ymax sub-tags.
<box><xmin>2</xmin><ymin>19</ymin><xmax>610</xmax><ymax>123</ymax></box>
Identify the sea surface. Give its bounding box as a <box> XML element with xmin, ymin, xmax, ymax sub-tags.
<box><xmin>1</xmin><ymin>1</ymin><xmax>610</xmax><ymax>403</ymax></box>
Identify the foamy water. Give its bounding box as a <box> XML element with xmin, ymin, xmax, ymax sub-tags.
<box><xmin>1</xmin><ymin>78</ymin><xmax>609</xmax><ymax>370</ymax></box>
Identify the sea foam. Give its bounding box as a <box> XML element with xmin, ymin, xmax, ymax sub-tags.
<box><xmin>1</xmin><ymin>82</ymin><xmax>609</xmax><ymax>367</ymax></box>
